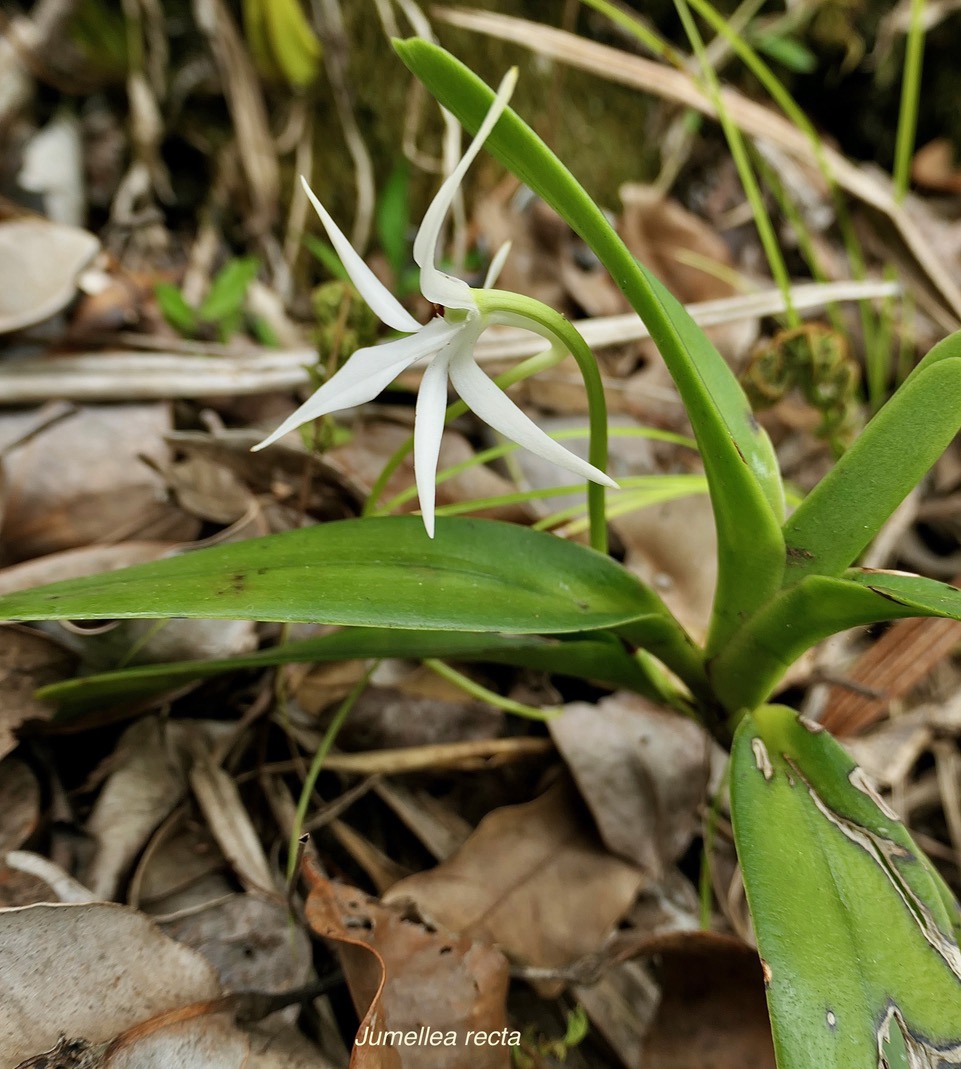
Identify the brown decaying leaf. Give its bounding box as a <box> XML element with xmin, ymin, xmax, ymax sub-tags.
<box><xmin>0</xmin><ymin>624</ymin><xmax>75</xmax><ymax>762</ymax></box>
<box><xmin>188</xmin><ymin>740</ymin><xmax>277</xmax><ymax>896</ymax></box>
<box><xmin>0</xmin><ymin>405</ymin><xmax>198</xmax><ymax>563</ymax></box>
<box><xmin>912</xmin><ymin>139</ymin><xmax>961</xmax><ymax>194</ymax></box>
<box><xmin>0</xmin><ymin>903</ymin><xmax>221</xmax><ymax>1065</ymax></box>
<box><xmin>383</xmin><ymin>780</ymin><xmax>644</xmax><ymax>972</ymax></box>
<box><xmin>619</xmin><ymin>184</ymin><xmax>756</xmax><ymax>361</ymax></box>
<box><xmin>615</xmin><ymin>493</ymin><xmax>718</xmax><ymax>643</ymax></box>
<box><xmin>161</xmin><ymin>893</ymin><xmax>312</xmax><ymax>998</ymax></box>
<box><xmin>84</xmin><ymin>718</ymin><xmax>190</xmax><ymax>901</ymax></box>
<box><xmin>0</xmin><ymin>756</ymin><xmax>40</xmax><ymax>854</ymax></box>
<box><xmin>639</xmin><ymin>931</ymin><xmax>775</xmax><ymax>1068</ymax></box>
<box><xmin>304</xmin><ymin>860</ymin><xmax>511</xmax><ymax>1069</ymax></box>
<box><xmin>0</xmin><ymin>218</ymin><xmax>100</xmax><ymax>335</ymax></box>
<box><xmin>0</xmin><ymin>757</ymin><xmax>47</xmax><ymax>908</ymax></box>
<box><xmin>820</xmin><ymin>610</ymin><xmax>961</xmax><ymax>736</ymax></box>
<box><xmin>550</xmin><ymin>693</ymin><xmax>713</xmax><ymax>878</ymax></box>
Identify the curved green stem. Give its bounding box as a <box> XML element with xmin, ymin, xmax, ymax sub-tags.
<box><xmin>475</xmin><ymin>290</ymin><xmax>611</xmax><ymax>554</ymax></box>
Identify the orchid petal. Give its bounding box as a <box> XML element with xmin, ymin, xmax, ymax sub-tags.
<box><xmin>300</xmin><ymin>176</ymin><xmax>422</xmax><ymax>334</ymax></box>
<box><xmin>413</xmin><ymin>339</ymin><xmax>460</xmax><ymax>538</ymax></box>
<box><xmin>483</xmin><ymin>241</ymin><xmax>512</xmax><ymax>289</ymax></box>
<box><xmin>448</xmin><ymin>350</ymin><xmax>618</xmax><ymax>489</ymax></box>
<box><xmin>253</xmin><ymin>318</ymin><xmax>458</xmax><ymax>451</ymax></box>
<box><xmin>413</xmin><ymin>68</ymin><xmax>518</xmax><ymax>309</ymax></box>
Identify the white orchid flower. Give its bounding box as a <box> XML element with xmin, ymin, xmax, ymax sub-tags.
<box><xmin>253</xmin><ymin>69</ymin><xmax>616</xmax><ymax>537</ymax></box>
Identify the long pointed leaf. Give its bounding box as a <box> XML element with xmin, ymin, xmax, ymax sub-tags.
<box><xmin>394</xmin><ymin>38</ymin><xmax>785</xmax><ymax>654</ymax></box>
<box><xmin>38</xmin><ymin>628</ymin><xmax>660</xmax><ymax>719</ymax></box>
<box><xmin>732</xmin><ymin>704</ymin><xmax>961</xmax><ymax>1068</ymax></box>
<box><xmin>711</xmin><ymin>568</ymin><xmax>961</xmax><ymax>712</ymax></box>
<box><xmin>782</xmin><ymin>351</ymin><xmax>961</xmax><ymax>581</ymax></box>
<box><xmin>0</xmin><ymin>517</ymin><xmax>662</xmax><ymax>633</ymax></box>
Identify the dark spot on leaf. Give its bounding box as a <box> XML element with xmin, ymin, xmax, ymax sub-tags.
<box><xmin>786</xmin><ymin>545</ymin><xmax>814</xmax><ymax>563</ymax></box>
<box><xmin>867</xmin><ymin>586</ymin><xmax>909</xmax><ymax>606</ymax></box>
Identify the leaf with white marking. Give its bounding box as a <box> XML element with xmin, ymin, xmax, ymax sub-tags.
<box><xmin>731</xmin><ymin>705</ymin><xmax>961</xmax><ymax>1069</ymax></box>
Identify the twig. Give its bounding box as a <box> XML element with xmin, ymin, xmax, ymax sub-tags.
<box><xmin>0</xmin><ymin>279</ymin><xmax>899</xmax><ymax>404</ymax></box>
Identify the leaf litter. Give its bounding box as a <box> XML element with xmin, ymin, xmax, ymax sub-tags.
<box><xmin>1</xmin><ymin>2</ymin><xmax>961</xmax><ymax>1066</ymax></box>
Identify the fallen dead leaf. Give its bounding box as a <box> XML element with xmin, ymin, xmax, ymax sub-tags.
<box><xmin>0</xmin><ymin>218</ymin><xmax>100</xmax><ymax>335</ymax></box>
<box><xmin>188</xmin><ymin>739</ymin><xmax>277</xmax><ymax>896</ymax></box>
<box><xmin>304</xmin><ymin>860</ymin><xmax>512</xmax><ymax>1069</ymax></box>
<box><xmin>0</xmin><ymin>405</ymin><xmax>198</xmax><ymax>563</ymax></box>
<box><xmin>639</xmin><ymin>930</ymin><xmax>775</xmax><ymax>1068</ymax></box>
<box><xmin>619</xmin><ymin>184</ymin><xmax>757</xmax><ymax>361</ymax></box>
<box><xmin>0</xmin><ymin>902</ymin><xmax>220</xmax><ymax>1064</ymax></box>
<box><xmin>84</xmin><ymin>718</ymin><xmax>191</xmax><ymax>900</ymax></box>
<box><xmin>615</xmin><ymin>493</ymin><xmax>718</xmax><ymax>643</ymax></box>
<box><xmin>384</xmin><ymin>780</ymin><xmax>644</xmax><ymax>974</ymax></box>
<box><xmin>0</xmin><ymin>624</ymin><xmax>75</xmax><ymax>761</ymax></box>
<box><xmin>549</xmin><ymin>693</ymin><xmax>714</xmax><ymax>877</ymax></box>
<box><xmin>161</xmin><ymin>893</ymin><xmax>312</xmax><ymax>997</ymax></box>
<box><xmin>912</xmin><ymin>138</ymin><xmax>961</xmax><ymax>194</ymax></box>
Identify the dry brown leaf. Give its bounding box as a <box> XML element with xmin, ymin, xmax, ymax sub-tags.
<box><xmin>619</xmin><ymin>184</ymin><xmax>756</xmax><ymax>360</ymax></box>
<box><xmin>0</xmin><ymin>756</ymin><xmax>39</xmax><ymax>854</ymax></box>
<box><xmin>0</xmin><ymin>902</ymin><xmax>221</xmax><ymax>1064</ymax></box>
<box><xmin>0</xmin><ymin>541</ymin><xmax>178</xmax><ymax>595</ymax></box>
<box><xmin>639</xmin><ymin>930</ymin><xmax>775</xmax><ymax>1068</ymax></box>
<box><xmin>0</xmin><ymin>624</ymin><xmax>75</xmax><ymax>761</ymax></box>
<box><xmin>912</xmin><ymin>138</ymin><xmax>961</xmax><ymax>194</ymax></box>
<box><xmin>384</xmin><ymin>780</ymin><xmax>644</xmax><ymax>972</ymax></box>
<box><xmin>0</xmin><ymin>405</ymin><xmax>198</xmax><ymax>563</ymax></box>
<box><xmin>1</xmin><ymin>902</ymin><xmax>337</xmax><ymax>1068</ymax></box>
<box><xmin>0</xmin><ymin>756</ymin><xmax>47</xmax><ymax>908</ymax></box>
<box><xmin>189</xmin><ymin>744</ymin><xmax>277</xmax><ymax>896</ymax></box>
<box><xmin>161</xmin><ymin>893</ymin><xmax>312</xmax><ymax>997</ymax></box>
<box><xmin>84</xmin><ymin>718</ymin><xmax>191</xmax><ymax>900</ymax></box>
<box><xmin>304</xmin><ymin>861</ymin><xmax>512</xmax><ymax>1069</ymax></box>
<box><xmin>549</xmin><ymin>693</ymin><xmax>714</xmax><ymax>877</ymax></box>
<box><xmin>615</xmin><ymin>493</ymin><xmax>717</xmax><ymax>643</ymax></box>
<box><xmin>165</xmin><ymin>454</ymin><xmax>256</xmax><ymax>526</ymax></box>
<box><xmin>0</xmin><ymin>218</ymin><xmax>100</xmax><ymax>334</ymax></box>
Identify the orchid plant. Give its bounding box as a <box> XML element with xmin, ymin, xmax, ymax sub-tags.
<box><xmin>2</xmin><ymin>38</ymin><xmax>961</xmax><ymax>1069</ymax></box>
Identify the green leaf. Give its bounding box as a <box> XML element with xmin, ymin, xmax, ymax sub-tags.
<box><xmin>154</xmin><ymin>282</ymin><xmax>197</xmax><ymax>336</ymax></box>
<box><xmin>710</xmin><ymin>569</ymin><xmax>961</xmax><ymax>712</ymax></box>
<box><xmin>38</xmin><ymin>628</ymin><xmax>661</xmax><ymax>719</ymax></box>
<box><xmin>261</xmin><ymin>0</ymin><xmax>322</xmax><ymax>88</ymax></box>
<box><xmin>393</xmin><ymin>38</ymin><xmax>786</xmax><ymax>654</ymax></box>
<box><xmin>782</xmin><ymin>350</ymin><xmax>961</xmax><ymax>581</ymax></box>
<box><xmin>376</xmin><ymin>162</ymin><xmax>411</xmax><ymax>284</ymax></box>
<box><xmin>732</xmin><ymin>705</ymin><xmax>961</xmax><ymax>1069</ymax></box>
<box><xmin>0</xmin><ymin>517</ymin><xmax>669</xmax><ymax>634</ymax></box>
<box><xmin>751</xmin><ymin>32</ymin><xmax>817</xmax><ymax>74</ymax></box>
<box><xmin>304</xmin><ymin>235</ymin><xmax>349</xmax><ymax>281</ymax></box>
<box><xmin>198</xmin><ymin>257</ymin><xmax>261</xmax><ymax>323</ymax></box>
